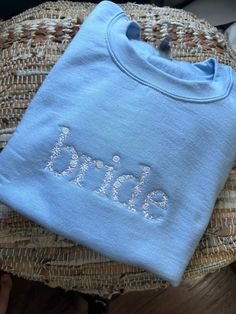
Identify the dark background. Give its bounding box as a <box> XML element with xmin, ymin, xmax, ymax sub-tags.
<box><xmin>0</xmin><ymin>0</ymin><xmax>193</xmax><ymax>20</ymax></box>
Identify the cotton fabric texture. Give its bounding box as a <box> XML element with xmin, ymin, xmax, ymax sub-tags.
<box><xmin>0</xmin><ymin>0</ymin><xmax>235</xmax><ymax>287</ymax></box>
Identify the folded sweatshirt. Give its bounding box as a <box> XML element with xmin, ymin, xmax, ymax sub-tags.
<box><xmin>0</xmin><ymin>0</ymin><xmax>236</xmax><ymax>286</ymax></box>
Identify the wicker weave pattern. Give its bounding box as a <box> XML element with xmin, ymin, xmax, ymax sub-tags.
<box><xmin>0</xmin><ymin>1</ymin><xmax>236</xmax><ymax>298</ymax></box>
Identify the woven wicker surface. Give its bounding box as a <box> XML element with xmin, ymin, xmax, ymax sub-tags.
<box><xmin>0</xmin><ymin>1</ymin><xmax>236</xmax><ymax>299</ymax></box>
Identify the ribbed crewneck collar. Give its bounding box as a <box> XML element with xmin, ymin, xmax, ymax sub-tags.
<box><xmin>101</xmin><ymin>0</ymin><xmax>233</xmax><ymax>102</ymax></box>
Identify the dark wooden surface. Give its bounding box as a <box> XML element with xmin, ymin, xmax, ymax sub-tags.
<box><xmin>3</xmin><ymin>263</ymin><xmax>236</xmax><ymax>314</ymax></box>
<box><xmin>110</xmin><ymin>265</ymin><xmax>236</xmax><ymax>314</ymax></box>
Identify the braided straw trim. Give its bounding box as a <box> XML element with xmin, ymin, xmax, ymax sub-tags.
<box><xmin>0</xmin><ymin>1</ymin><xmax>236</xmax><ymax>298</ymax></box>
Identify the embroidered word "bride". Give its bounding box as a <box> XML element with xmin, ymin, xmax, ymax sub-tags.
<box><xmin>44</xmin><ymin>126</ymin><xmax>168</xmax><ymax>221</ymax></box>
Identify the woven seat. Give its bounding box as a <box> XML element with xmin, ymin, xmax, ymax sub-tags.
<box><xmin>0</xmin><ymin>1</ymin><xmax>236</xmax><ymax>299</ymax></box>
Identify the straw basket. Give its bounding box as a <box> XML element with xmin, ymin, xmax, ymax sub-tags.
<box><xmin>0</xmin><ymin>1</ymin><xmax>236</xmax><ymax>299</ymax></box>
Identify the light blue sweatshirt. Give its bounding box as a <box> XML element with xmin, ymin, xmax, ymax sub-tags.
<box><xmin>0</xmin><ymin>0</ymin><xmax>235</xmax><ymax>286</ymax></box>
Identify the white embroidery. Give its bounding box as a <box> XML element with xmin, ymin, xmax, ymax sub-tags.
<box><xmin>70</xmin><ymin>155</ymin><xmax>94</xmax><ymax>186</ymax></box>
<box><xmin>95</xmin><ymin>165</ymin><xmax>114</xmax><ymax>196</ymax></box>
<box><xmin>95</xmin><ymin>155</ymin><xmax>121</xmax><ymax>196</ymax></box>
<box><xmin>127</xmin><ymin>165</ymin><xmax>151</xmax><ymax>211</ymax></box>
<box><xmin>96</xmin><ymin>160</ymin><xmax>104</xmax><ymax>169</ymax></box>
<box><xmin>142</xmin><ymin>190</ymin><xmax>168</xmax><ymax>220</ymax></box>
<box><xmin>45</xmin><ymin>126</ymin><xmax>169</xmax><ymax>222</ymax></box>
<box><xmin>112</xmin><ymin>155</ymin><xmax>120</xmax><ymax>163</ymax></box>
<box><xmin>112</xmin><ymin>174</ymin><xmax>135</xmax><ymax>202</ymax></box>
<box><xmin>45</xmin><ymin>126</ymin><xmax>78</xmax><ymax>176</ymax></box>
